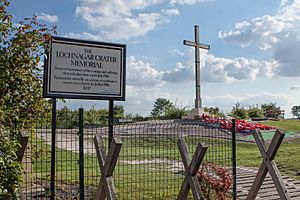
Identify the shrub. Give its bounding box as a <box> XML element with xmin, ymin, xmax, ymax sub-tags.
<box><xmin>197</xmin><ymin>162</ymin><xmax>232</xmax><ymax>200</ymax></box>
<box><xmin>230</xmin><ymin>103</ymin><xmax>248</xmax><ymax>119</ymax></box>
<box><xmin>0</xmin><ymin>127</ymin><xmax>23</xmax><ymax>199</ymax></box>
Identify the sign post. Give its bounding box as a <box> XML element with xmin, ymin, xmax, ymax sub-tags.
<box><xmin>44</xmin><ymin>36</ymin><xmax>126</xmax><ymax>199</ymax></box>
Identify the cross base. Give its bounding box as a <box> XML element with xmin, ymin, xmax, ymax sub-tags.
<box><xmin>182</xmin><ymin>108</ymin><xmax>208</xmax><ymax>120</ymax></box>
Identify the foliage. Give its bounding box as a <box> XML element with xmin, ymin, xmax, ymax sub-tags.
<box><xmin>204</xmin><ymin>107</ymin><xmax>225</xmax><ymax>117</ymax></box>
<box><xmin>0</xmin><ymin>0</ymin><xmax>56</xmax><ymax>132</ymax></box>
<box><xmin>229</xmin><ymin>103</ymin><xmax>283</xmax><ymax>119</ymax></box>
<box><xmin>0</xmin><ymin>127</ymin><xmax>23</xmax><ymax>198</ymax></box>
<box><xmin>291</xmin><ymin>105</ymin><xmax>300</xmax><ymax>118</ymax></box>
<box><xmin>0</xmin><ymin>0</ymin><xmax>56</xmax><ymax>196</ymax></box>
<box><xmin>247</xmin><ymin>106</ymin><xmax>264</xmax><ymax>118</ymax></box>
<box><xmin>230</xmin><ymin>103</ymin><xmax>248</xmax><ymax>119</ymax></box>
<box><xmin>197</xmin><ymin>162</ymin><xmax>232</xmax><ymax>200</ymax></box>
<box><xmin>125</xmin><ymin>113</ymin><xmax>144</xmax><ymax>120</ymax></box>
<box><xmin>151</xmin><ymin>98</ymin><xmax>174</xmax><ymax>117</ymax></box>
<box><xmin>56</xmin><ymin>106</ymin><xmax>79</xmax><ymax>128</ymax></box>
<box><xmin>113</xmin><ymin>105</ymin><xmax>125</xmax><ymax>118</ymax></box>
<box><xmin>150</xmin><ymin>98</ymin><xmax>188</xmax><ymax>118</ymax></box>
<box><xmin>261</xmin><ymin>103</ymin><xmax>281</xmax><ymax>119</ymax></box>
<box><xmin>164</xmin><ymin>107</ymin><xmax>188</xmax><ymax>119</ymax></box>
<box><xmin>56</xmin><ymin>105</ymin><xmax>125</xmax><ymax>128</ymax></box>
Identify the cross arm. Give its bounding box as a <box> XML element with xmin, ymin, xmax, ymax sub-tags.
<box><xmin>183</xmin><ymin>40</ymin><xmax>210</xmax><ymax>50</ymax></box>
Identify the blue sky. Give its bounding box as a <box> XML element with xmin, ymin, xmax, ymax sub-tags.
<box><xmin>10</xmin><ymin>0</ymin><xmax>300</xmax><ymax>117</ymax></box>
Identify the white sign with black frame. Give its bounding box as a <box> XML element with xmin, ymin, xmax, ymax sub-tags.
<box><xmin>43</xmin><ymin>36</ymin><xmax>126</xmax><ymax>101</ymax></box>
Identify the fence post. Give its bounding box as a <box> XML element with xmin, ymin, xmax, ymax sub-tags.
<box><xmin>108</xmin><ymin>100</ymin><xmax>114</xmax><ymax>147</ymax></box>
<box><xmin>50</xmin><ymin>98</ymin><xmax>56</xmax><ymax>200</ymax></box>
<box><xmin>17</xmin><ymin>130</ymin><xmax>31</xmax><ymax>190</ymax></box>
<box><xmin>79</xmin><ymin>108</ymin><xmax>84</xmax><ymax>200</ymax></box>
<box><xmin>232</xmin><ymin>118</ymin><xmax>237</xmax><ymax>200</ymax></box>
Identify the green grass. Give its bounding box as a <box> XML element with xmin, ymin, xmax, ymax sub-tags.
<box><xmin>31</xmin><ymin>136</ymin><xmax>232</xmax><ymax>199</ymax></box>
<box><xmin>236</xmin><ymin>138</ymin><xmax>300</xmax><ymax>180</ymax></box>
<box><xmin>262</xmin><ymin>119</ymin><xmax>300</xmax><ymax>132</ymax></box>
<box><xmin>237</xmin><ymin>119</ymin><xmax>300</xmax><ymax>180</ymax></box>
<box><xmin>30</xmin><ymin>125</ymin><xmax>300</xmax><ymax>199</ymax></box>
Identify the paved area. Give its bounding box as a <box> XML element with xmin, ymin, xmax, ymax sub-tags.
<box><xmin>237</xmin><ymin>167</ymin><xmax>300</xmax><ymax>200</ymax></box>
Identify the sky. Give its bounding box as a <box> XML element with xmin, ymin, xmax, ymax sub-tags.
<box><xmin>9</xmin><ymin>0</ymin><xmax>300</xmax><ymax>117</ymax></box>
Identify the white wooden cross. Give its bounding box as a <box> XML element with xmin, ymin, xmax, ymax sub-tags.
<box><xmin>184</xmin><ymin>25</ymin><xmax>210</xmax><ymax>109</ymax></box>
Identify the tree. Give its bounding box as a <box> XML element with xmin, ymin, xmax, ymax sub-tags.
<box><xmin>113</xmin><ymin>105</ymin><xmax>125</xmax><ymax>118</ymax></box>
<box><xmin>57</xmin><ymin>106</ymin><xmax>78</xmax><ymax>128</ymax></box>
<box><xmin>230</xmin><ymin>103</ymin><xmax>248</xmax><ymax>119</ymax></box>
<box><xmin>0</xmin><ymin>0</ymin><xmax>56</xmax><ymax>131</ymax></box>
<box><xmin>165</xmin><ymin>107</ymin><xmax>188</xmax><ymax>119</ymax></box>
<box><xmin>151</xmin><ymin>98</ymin><xmax>174</xmax><ymax>117</ymax></box>
<box><xmin>247</xmin><ymin>106</ymin><xmax>264</xmax><ymax>118</ymax></box>
<box><xmin>150</xmin><ymin>98</ymin><xmax>188</xmax><ymax>118</ymax></box>
<box><xmin>0</xmin><ymin>0</ymin><xmax>56</xmax><ymax>196</ymax></box>
<box><xmin>291</xmin><ymin>105</ymin><xmax>300</xmax><ymax>118</ymax></box>
<box><xmin>204</xmin><ymin>107</ymin><xmax>225</xmax><ymax>117</ymax></box>
<box><xmin>261</xmin><ymin>103</ymin><xmax>281</xmax><ymax>118</ymax></box>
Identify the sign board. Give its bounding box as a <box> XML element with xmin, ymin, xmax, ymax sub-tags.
<box><xmin>43</xmin><ymin>36</ymin><xmax>126</xmax><ymax>100</ymax></box>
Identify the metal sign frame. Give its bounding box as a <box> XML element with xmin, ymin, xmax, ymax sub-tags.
<box><xmin>43</xmin><ymin>36</ymin><xmax>126</xmax><ymax>101</ymax></box>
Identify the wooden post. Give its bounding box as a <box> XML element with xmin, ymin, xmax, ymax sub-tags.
<box><xmin>17</xmin><ymin>130</ymin><xmax>31</xmax><ymax>190</ymax></box>
<box><xmin>94</xmin><ymin>134</ymin><xmax>122</xmax><ymax>200</ymax></box>
<box><xmin>246</xmin><ymin>130</ymin><xmax>291</xmax><ymax>200</ymax></box>
<box><xmin>177</xmin><ymin>137</ymin><xmax>208</xmax><ymax>200</ymax></box>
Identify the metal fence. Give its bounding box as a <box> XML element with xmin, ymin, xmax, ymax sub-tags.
<box><xmin>18</xmin><ymin>112</ymin><xmax>236</xmax><ymax>199</ymax></box>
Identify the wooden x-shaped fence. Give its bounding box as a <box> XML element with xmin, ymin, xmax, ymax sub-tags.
<box><xmin>246</xmin><ymin>130</ymin><xmax>291</xmax><ymax>200</ymax></box>
<box><xmin>94</xmin><ymin>134</ymin><xmax>122</xmax><ymax>200</ymax></box>
<box><xmin>177</xmin><ymin>137</ymin><xmax>208</xmax><ymax>200</ymax></box>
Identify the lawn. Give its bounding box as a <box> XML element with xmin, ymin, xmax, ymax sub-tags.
<box><xmin>237</xmin><ymin>119</ymin><xmax>300</xmax><ymax>180</ymax></box>
<box><xmin>29</xmin><ymin>119</ymin><xmax>300</xmax><ymax>199</ymax></box>
<box><xmin>262</xmin><ymin>119</ymin><xmax>300</xmax><ymax>132</ymax></box>
<box><xmin>31</xmin><ymin>135</ymin><xmax>232</xmax><ymax>199</ymax></box>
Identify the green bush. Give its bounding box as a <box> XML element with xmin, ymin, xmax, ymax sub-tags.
<box><xmin>0</xmin><ymin>128</ymin><xmax>23</xmax><ymax>198</ymax></box>
<box><xmin>230</xmin><ymin>103</ymin><xmax>248</xmax><ymax>119</ymax></box>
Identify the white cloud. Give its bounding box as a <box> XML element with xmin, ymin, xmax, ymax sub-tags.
<box><xmin>169</xmin><ymin>0</ymin><xmax>213</xmax><ymax>5</ymax></box>
<box><xmin>218</xmin><ymin>15</ymin><xmax>289</xmax><ymax>50</ymax></box>
<box><xmin>218</xmin><ymin>1</ymin><xmax>300</xmax><ymax>50</ymax></box>
<box><xmin>272</xmin><ymin>35</ymin><xmax>300</xmax><ymax>77</ymax></box>
<box><xmin>162</xmin><ymin>49</ymin><xmax>277</xmax><ymax>83</ymax></box>
<box><xmin>291</xmin><ymin>85</ymin><xmax>300</xmax><ymax>90</ymax></box>
<box><xmin>169</xmin><ymin>49</ymin><xmax>185</xmax><ymax>56</ymax></box>
<box><xmin>204</xmin><ymin>91</ymin><xmax>294</xmax><ymax>115</ymax></box>
<box><xmin>161</xmin><ymin>8</ymin><xmax>180</xmax><ymax>15</ymax></box>
<box><xmin>121</xmin><ymin>85</ymin><xmax>189</xmax><ymax>116</ymax></box>
<box><xmin>127</xmin><ymin>56</ymin><xmax>164</xmax><ymax>86</ymax></box>
<box><xmin>203</xmin><ymin>53</ymin><xmax>278</xmax><ymax>82</ymax></box>
<box><xmin>218</xmin><ymin>0</ymin><xmax>300</xmax><ymax>78</ymax></box>
<box><xmin>37</xmin><ymin>13</ymin><xmax>58</xmax><ymax>23</ymax></box>
<box><xmin>280</xmin><ymin>0</ymin><xmax>289</xmax><ymax>7</ymax></box>
<box><xmin>65</xmin><ymin>32</ymin><xmax>104</xmax><ymax>41</ymax></box>
<box><xmin>74</xmin><ymin>0</ymin><xmax>214</xmax><ymax>40</ymax></box>
<box><xmin>162</xmin><ymin>62</ymin><xmax>194</xmax><ymax>82</ymax></box>
<box><xmin>75</xmin><ymin>0</ymin><xmax>179</xmax><ymax>40</ymax></box>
